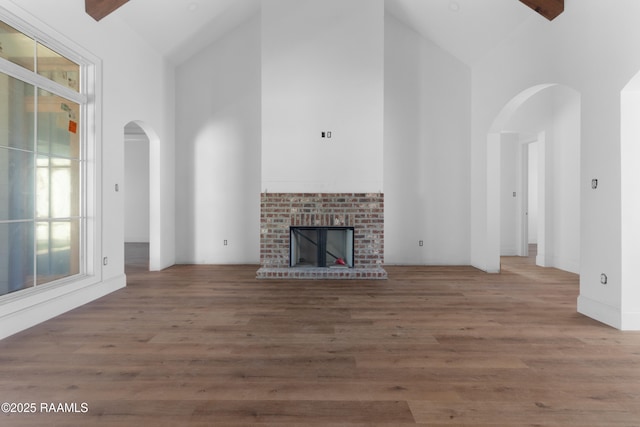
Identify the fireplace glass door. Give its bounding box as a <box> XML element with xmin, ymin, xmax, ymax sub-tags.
<box><xmin>290</xmin><ymin>227</ymin><xmax>354</xmax><ymax>268</ymax></box>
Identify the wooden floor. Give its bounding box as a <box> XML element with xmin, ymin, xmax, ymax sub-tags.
<box><xmin>1</xmin><ymin>245</ymin><xmax>640</xmax><ymax>426</ymax></box>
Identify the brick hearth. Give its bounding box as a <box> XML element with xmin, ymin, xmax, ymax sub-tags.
<box><xmin>256</xmin><ymin>193</ymin><xmax>387</xmax><ymax>279</ymax></box>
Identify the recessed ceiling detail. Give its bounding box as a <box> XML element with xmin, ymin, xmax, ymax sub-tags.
<box><xmin>519</xmin><ymin>0</ymin><xmax>564</xmax><ymax>21</ymax></box>
<box><xmin>85</xmin><ymin>0</ymin><xmax>129</xmax><ymax>21</ymax></box>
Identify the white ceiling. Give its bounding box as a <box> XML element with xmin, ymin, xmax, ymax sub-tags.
<box><xmin>116</xmin><ymin>0</ymin><xmax>535</xmax><ymax>65</ymax></box>
<box><xmin>117</xmin><ymin>0</ymin><xmax>261</xmax><ymax>64</ymax></box>
<box><xmin>387</xmin><ymin>0</ymin><xmax>533</xmax><ymax>64</ymax></box>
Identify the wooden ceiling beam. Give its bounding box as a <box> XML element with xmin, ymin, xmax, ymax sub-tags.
<box><xmin>85</xmin><ymin>0</ymin><xmax>129</xmax><ymax>21</ymax></box>
<box><xmin>519</xmin><ymin>0</ymin><xmax>564</xmax><ymax>21</ymax></box>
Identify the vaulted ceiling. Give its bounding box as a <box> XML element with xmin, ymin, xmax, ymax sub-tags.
<box><xmin>85</xmin><ymin>0</ymin><xmax>563</xmax><ymax>65</ymax></box>
<box><xmin>386</xmin><ymin>0</ymin><xmax>533</xmax><ymax>64</ymax></box>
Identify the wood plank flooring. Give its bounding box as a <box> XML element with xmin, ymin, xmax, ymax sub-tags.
<box><xmin>1</xmin><ymin>247</ymin><xmax>640</xmax><ymax>426</ymax></box>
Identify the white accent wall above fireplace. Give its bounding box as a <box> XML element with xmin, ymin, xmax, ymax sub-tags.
<box><xmin>261</xmin><ymin>0</ymin><xmax>384</xmax><ymax>194</ymax></box>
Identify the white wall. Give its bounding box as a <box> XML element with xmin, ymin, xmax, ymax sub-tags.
<box><xmin>384</xmin><ymin>14</ymin><xmax>422</xmax><ymax>264</ymax></box>
<box><xmin>384</xmin><ymin>14</ymin><xmax>471</xmax><ymax>265</ymax></box>
<box><xmin>621</xmin><ymin>79</ymin><xmax>640</xmax><ymax>328</ymax></box>
<box><xmin>550</xmin><ymin>86</ymin><xmax>581</xmax><ymax>272</ymax></box>
<box><xmin>124</xmin><ymin>135</ymin><xmax>150</xmax><ymax>243</ymax></box>
<box><xmin>0</xmin><ymin>0</ymin><xmax>175</xmax><ymax>338</ymax></box>
<box><xmin>261</xmin><ymin>0</ymin><xmax>384</xmax><ymax>193</ymax></box>
<box><xmin>471</xmin><ymin>0</ymin><xmax>640</xmax><ymax>329</ymax></box>
<box><xmin>175</xmin><ymin>15</ymin><xmax>261</xmax><ymax>264</ymax></box>
<box><xmin>528</xmin><ymin>142</ymin><xmax>538</xmax><ymax>243</ymax></box>
<box><xmin>175</xmin><ymin>4</ymin><xmax>471</xmax><ymax>266</ymax></box>
<box><xmin>500</xmin><ymin>133</ymin><xmax>519</xmax><ymax>256</ymax></box>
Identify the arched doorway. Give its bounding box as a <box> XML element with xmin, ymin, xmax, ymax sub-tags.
<box><xmin>486</xmin><ymin>84</ymin><xmax>581</xmax><ymax>273</ymax></box>
<box><xmin>124</xmin><ymin>121</ymin><xmax>161</xmax><ymax>271</ymax></box>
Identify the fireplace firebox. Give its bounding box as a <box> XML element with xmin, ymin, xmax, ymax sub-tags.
<box><xmin>290</xmin><ymin>227</ymin><xmax>354</xmax><ymax>268</ymax></box>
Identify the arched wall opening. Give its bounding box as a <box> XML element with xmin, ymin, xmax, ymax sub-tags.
<box><xmin>486</xmin><ymin>84</ymin><xmax>581</xmax><ymax>274</ymax></box>
<box><xmin>124</xmin><ymin>121</ymin><xmax>162</xmax><ymax>271</ymax></box>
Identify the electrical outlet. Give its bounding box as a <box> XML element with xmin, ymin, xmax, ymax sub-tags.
<box><xmin>103</xmin><ymin>257</ymin><xmax>108</xmax><ymax>266</ymax></box>
<box><xmin>224</xmin><ymin>240</ymin><xmax>228</xmax><ymax>246</ymax></box>
<box><xmin>600</xmin><ymin>273</ymin><xmax>608</xmax><ymax>285</ymax></box>
<box><xmin>592</xmin><ymin>179</ymin><xmax>598</xmax><ymax>189</ymax></box>
<box><xmin>419</xmin><ymin>240</ymin><xmax>424</xmax><ymax>247</ymax></box>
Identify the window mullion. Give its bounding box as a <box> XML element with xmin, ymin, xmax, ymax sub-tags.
<box><xmin>32</xmin><ymin>88</ymin><xmax>38</xmax><ymax>289</ymax></box>
<box><xmin>0</xmin><ymin>57</ymin><xmax>86</xmax><ymax>104</ymax></box>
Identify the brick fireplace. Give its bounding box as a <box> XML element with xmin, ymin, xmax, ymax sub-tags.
<box><xmin>257</xmin><ymin>193</ymin><xmax>387</xmax><ymax>279</ymax></box>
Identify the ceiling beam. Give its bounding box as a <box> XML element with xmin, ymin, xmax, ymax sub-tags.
<box><xmin>85</xmin><ymin>0</ymin><xmax>129</xmax><ymax>21</ymax></box>
<box><xmin>519</xmin><ymin>0</ymin><xmax>564</xmax><ymax>21</ymax></box>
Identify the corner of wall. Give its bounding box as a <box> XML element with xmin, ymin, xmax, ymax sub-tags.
<box><xmin>577</xmin><ymin>295</ymin><xmax>621</xmax><ymax>330</ymax></box>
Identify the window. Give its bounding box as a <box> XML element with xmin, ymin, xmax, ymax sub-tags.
<box><xmin>0</xmin><ymin>17</ymin><xmax>89</xmax><ymax>297</ymax></box>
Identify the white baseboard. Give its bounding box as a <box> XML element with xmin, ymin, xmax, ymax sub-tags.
<box><xmin>0</xmin><ymin>274</ymin><xmax>126</xmax><ymax>340</ymax></box>
<box><xmin>621</xmin><ymin>311</ymin><xmax>640</xmax><ymax>331</ymax></box>
<box><xmin>577</xmin><ymin>295</ymin><xmax>621</xmax><ymax>330</ymax></box>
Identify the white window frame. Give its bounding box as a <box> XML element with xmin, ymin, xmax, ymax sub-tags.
<box><xmin>0</xmin><ymin>4</ymin><xmax>103</xmax><ymax>336</ymax></box>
